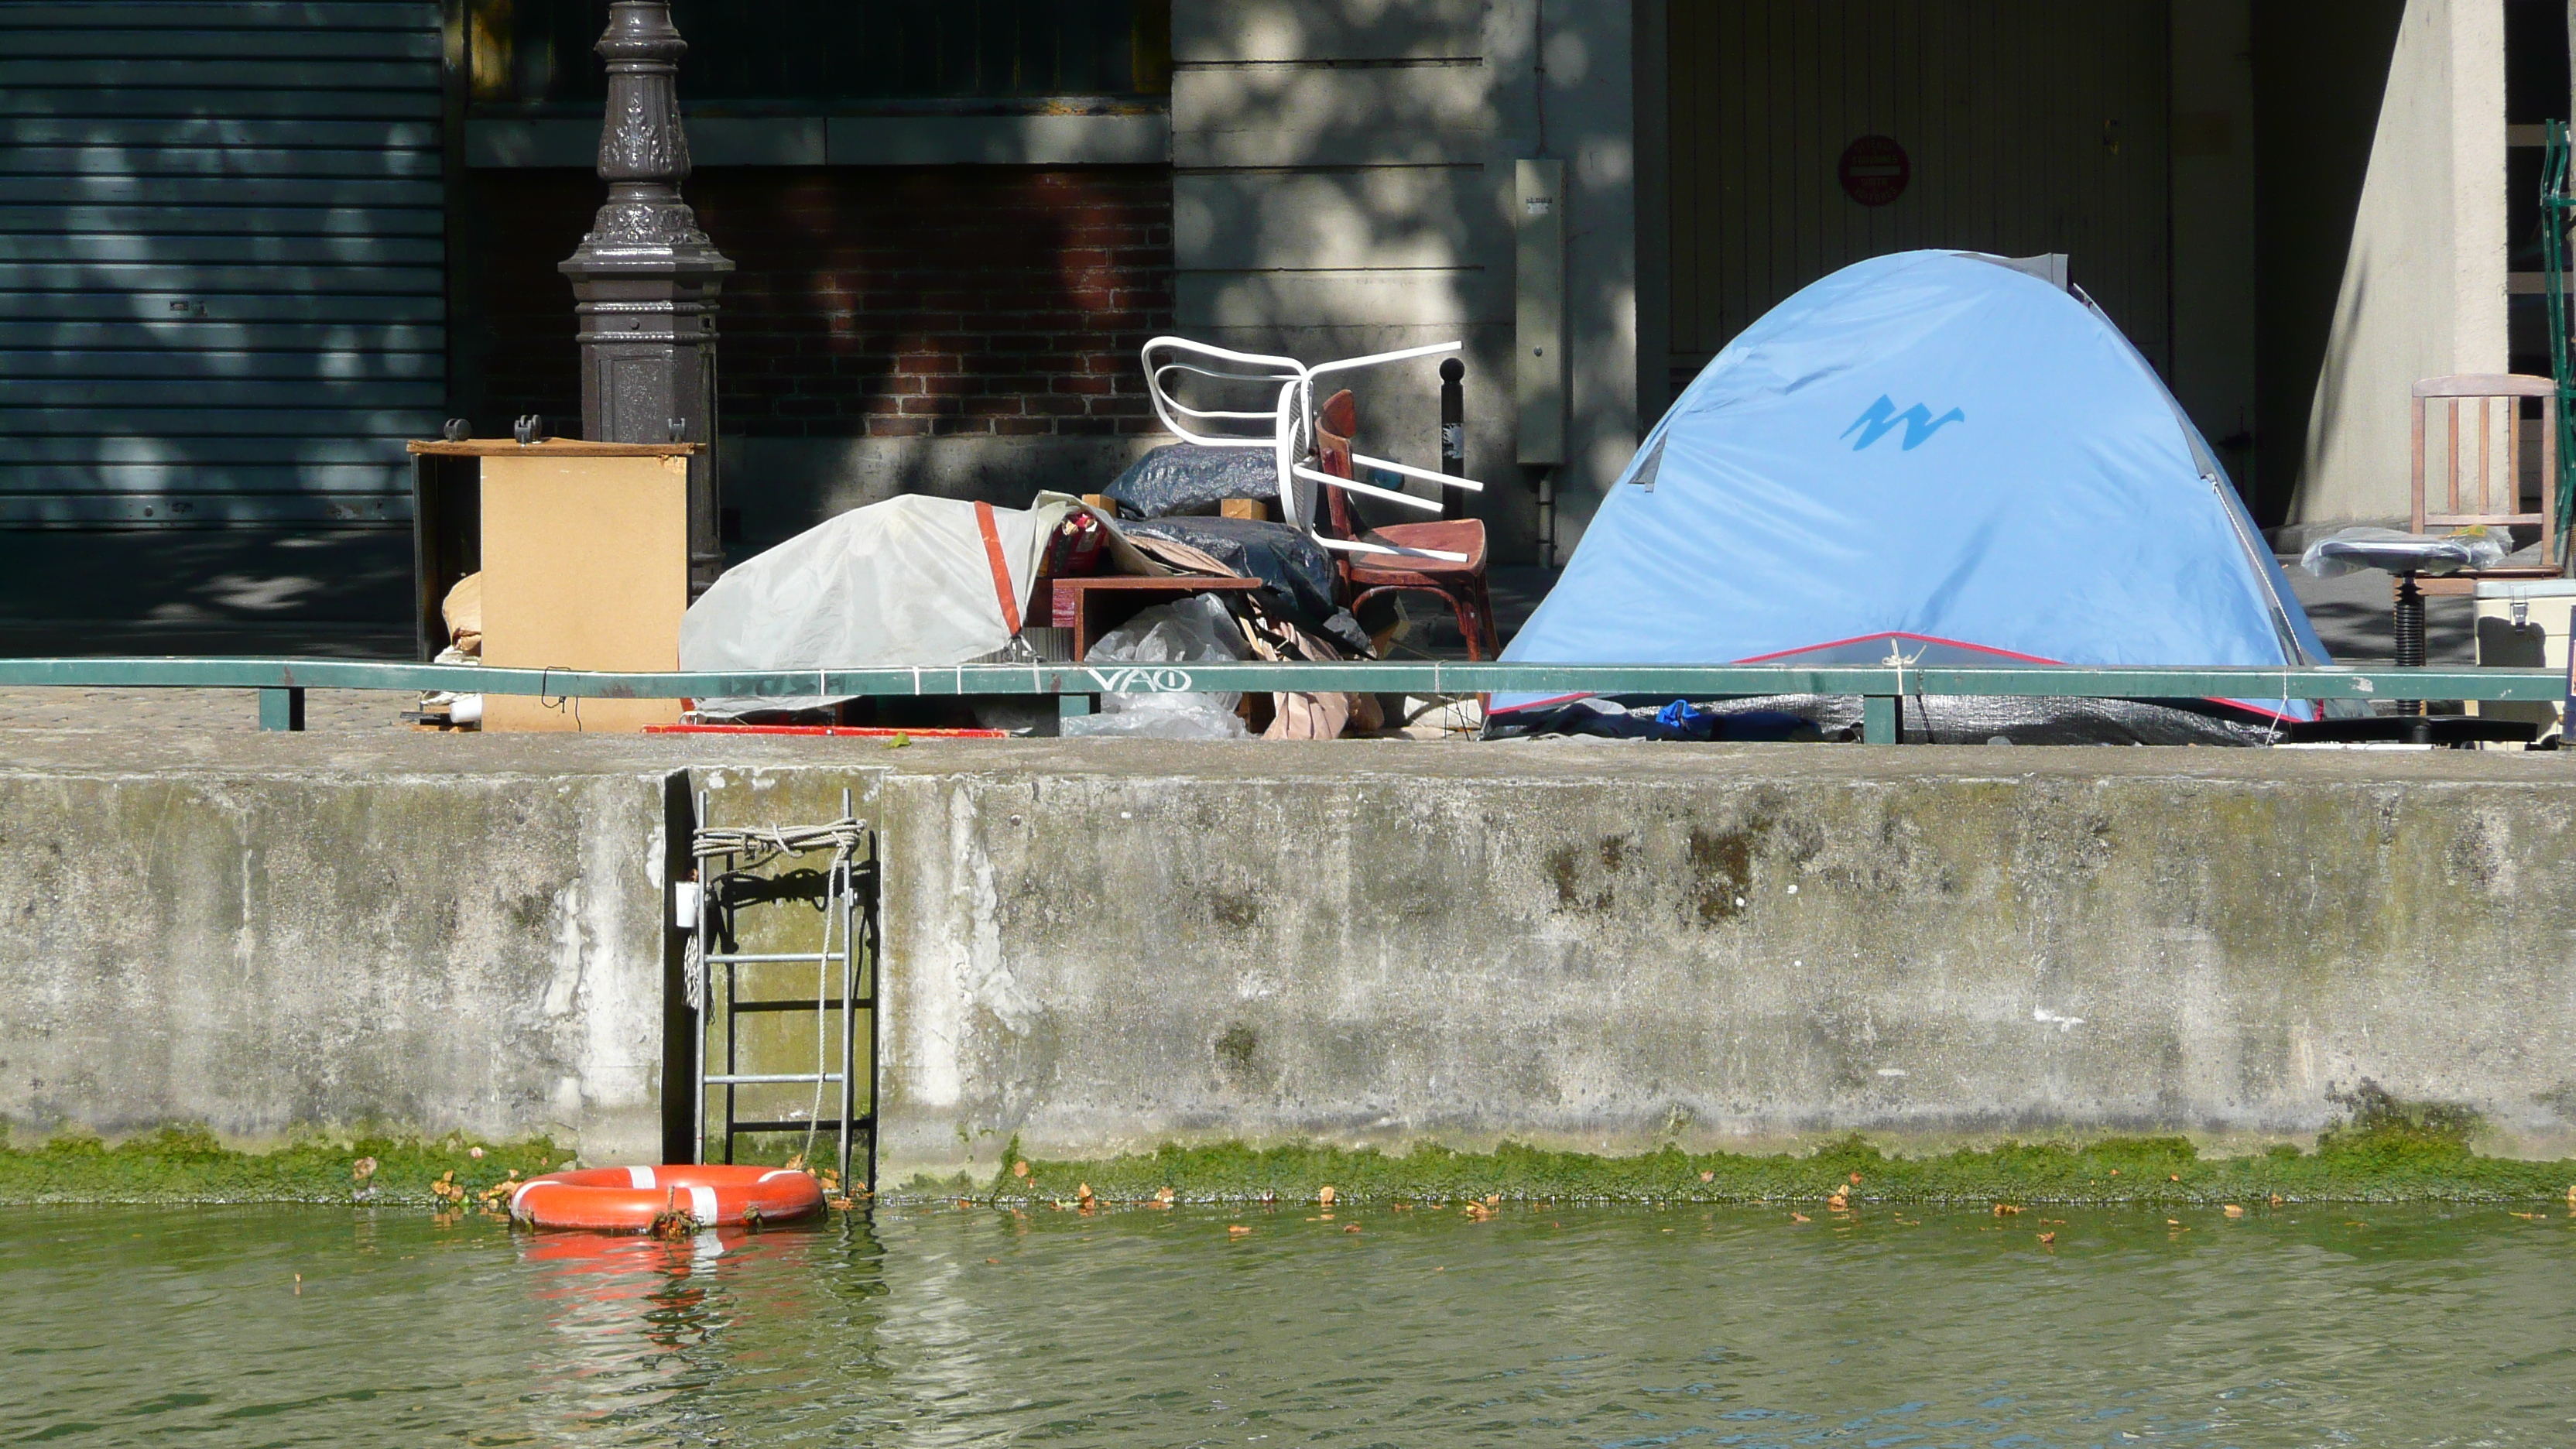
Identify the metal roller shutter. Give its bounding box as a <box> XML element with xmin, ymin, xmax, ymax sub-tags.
<box><xmin>0</xmin><ymin>0</ymin><xmax>443</xmax><ymax>526</ymax></box>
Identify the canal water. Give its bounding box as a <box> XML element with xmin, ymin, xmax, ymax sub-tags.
<box><xmin>3</xmin><ymin>1201</ymin><xmax>2569</xmax><ymax>1446</ymax></box>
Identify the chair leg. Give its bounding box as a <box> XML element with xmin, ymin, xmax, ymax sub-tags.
<box><xmin>1451</xmin><ymin>587</ymin><xmax>1485</xmax><ymax>663</ymax></box>
<box><xmin>1465</xmin><ymin>577</ymin><xmax>1498</xmax><ymax>659</ymax></box>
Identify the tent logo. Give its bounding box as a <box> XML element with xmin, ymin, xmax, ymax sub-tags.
<box><xmin>1842</xmin><ymin>395</ymin><xmax>1966</xmax><ymax>451</ymax></box>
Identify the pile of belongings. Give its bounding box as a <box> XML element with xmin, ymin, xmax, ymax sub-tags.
<box><xmin>678</xmin><ymin>487</ymin><xmax>1378</xmax><ymax>739</ymax></box>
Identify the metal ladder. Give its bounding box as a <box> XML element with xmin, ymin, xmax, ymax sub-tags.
<box><xmin>688</xmin><ymin>787</ymin><xmax>879</xmax><ymax>1194</ymax></box>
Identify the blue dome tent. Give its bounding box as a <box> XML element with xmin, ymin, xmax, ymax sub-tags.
<box><xmin>1494</xmin><ymin>250</ymin><xmax>2334</xmax><ymax>742</ymax></box>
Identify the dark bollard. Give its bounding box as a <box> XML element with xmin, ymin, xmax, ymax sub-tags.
<box><xmin>1439</xmin><ymin>357</ymin><xmax>1465</xmax><ymax>520</ymax></box>
<box><xmin>2393</xmin><ymin>572</ymin><xmax>2429</xmax><ymax>740</ymax></box>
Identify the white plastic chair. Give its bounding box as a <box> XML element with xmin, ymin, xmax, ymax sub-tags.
<box><xmin>1140</xmin><ymin>335</ymin><xmax>1486</xmax><ymax>562</ymax></box>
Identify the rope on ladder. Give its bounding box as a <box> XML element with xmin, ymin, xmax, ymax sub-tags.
<box><xmin>690</xmin><ymin>815</ymin><xmax>870</xmax><ymax>1165</ymax></box>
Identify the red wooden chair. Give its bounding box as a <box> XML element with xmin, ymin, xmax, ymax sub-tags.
<box><xmin>1311</xmin><ymin>389</ymin><xmax>1499</xmax><ymax>659</ymax></box>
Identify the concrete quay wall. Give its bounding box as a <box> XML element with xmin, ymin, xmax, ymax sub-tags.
<box><xmin>5</xmin><ymin>735</ymin><xmax>2574</xmax><ymax>1178</ymax></box>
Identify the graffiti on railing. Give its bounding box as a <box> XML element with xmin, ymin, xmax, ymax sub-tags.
<box><xmin>1084</xmin><ymin>666</ymin><xmax>1196</xmax><ymax>694</ymax></box>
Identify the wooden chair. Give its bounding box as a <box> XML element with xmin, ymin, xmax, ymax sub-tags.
<box><xmin>1311</xmin><ymin>389</ymin><xmax>1499</xmax><ymax>659</ymax></box>
<box><xmin>2410</xmin><ymin>374</ymin><xmax>2562</xmax><ymax>597</ymax></box>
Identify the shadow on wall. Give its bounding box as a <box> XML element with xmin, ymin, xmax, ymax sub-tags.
<box><xmin>1162</xmin><ymin>0</ymin><xmax>1532</xmax><ymax>553</ymax></box>
<box><xmin>2252</xmin><ymin>0</ymin><xmax>2406</xmax><ymax>530</ymax></box>
<box><xmin>454</xmin><ymin>164</ymin><xmax>1176</xmax><ymax>551</ymax></box>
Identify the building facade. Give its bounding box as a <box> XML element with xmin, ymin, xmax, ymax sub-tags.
<box><xmin>0</xmin><ymin>0</ymin><xmax>2561</xmax><ymax>619</ymax></box>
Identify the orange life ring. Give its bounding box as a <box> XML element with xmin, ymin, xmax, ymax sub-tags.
<box><xmin>509</xmin><ymin>1164</ymin><xmax>826</xmax><ymax>1231</ymax></box>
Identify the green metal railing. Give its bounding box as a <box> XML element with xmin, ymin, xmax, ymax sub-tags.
<box><xmin>2542</xmin><ymin>120</ymin><xmax>2576</xmax><ymax>553</ymax></box>
<box><xmin>0</xmin><ymin>657</ymin><xmax>2561</xmax><ymax>745</ymax></box>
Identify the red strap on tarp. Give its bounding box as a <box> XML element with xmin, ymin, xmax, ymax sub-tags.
<box><xmin>973</xmin><ymin>501</ymin><xmax>1023</xmax><ymax>635</ymax></box>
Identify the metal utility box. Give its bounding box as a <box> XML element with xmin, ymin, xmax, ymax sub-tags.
<box><xmin>1515</xmin><ymin>158</ymin><xmax>1567</xmax><ymax>465</ymax></box>
<box><xmin>409</xmin><ymin>440</ymin><xmax>697</xmax><ymax>731</ymax></box>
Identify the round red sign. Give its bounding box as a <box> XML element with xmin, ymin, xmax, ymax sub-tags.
<box><xmin>1838</xmin><ymin>135</ymin><xmax>1911</xmax><ymax>207</ymax></box>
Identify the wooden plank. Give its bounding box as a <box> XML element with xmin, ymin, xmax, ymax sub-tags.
<box><xmin>0</xmin><ymin>293</ymin><xmax>441</xmax><ymax>324</ymax></box>
<box><xmin>4</xmin><ymin>378</ymin><xmax>443</xmax><ymax>407</ymax></box>
<box><xmin>1174</xmin><ymin>269</ymin><xmax>1496</xmax><ymax>330</ymax></box>
<box><xmin>0</xmin><ymin>203</ymin><xmax>443</xmax><ymax>236</ymax></box>
<box><xmin>0</xmin><ymin>322</ymin><xmax>440</xmax><ymax>351</ymax></box>
<box><xmin>0</xmin><ymin>349</ymin><xmax>440</xmax><ymax>379</ymax></box>
<box><xmin>0</xmin><ymin>435</ymin><xmax>411</xmax><ymax>463</ymax></box>
<box><xmin>0</xmin><ymin>4</ymin><xmax>436</xmax><ymax>29</ymax></box>
<box><xmin>0</xmin><ymin>235</ymin><xmax>445</xmax><ymax>266</ymax></box>
<box><xmin>0</xmin><ymin>262</ymin><xmax>444</xmax><ymax>293</ymax></box>
<box><xmin>0</xmin><ymin>89</ymin><xmax>440</xmax><ymax>119</ymax></box>
<box><xmin>1172</xmin><ymin>62</ymin><xmax>1492</xmax><ymax>167</ymax></box>
<box><xmin>1175</xmin><ymin>167</ymin><xmax>1500</xmax><ymax>271</ymax></box>
<box><xmin>0</xmin><ymin>118</ymin><xmax>440</xmax><ymax>149</ymax></box>
<box><xmin>0</xmin><ymin>407</ymin><xmax>440</xmax><ymax>436</ymax></box>
<box><xmin>1172</xmin><ymin>0</ymin><xmax>1483</xmax><ymax>62</ymax></box>
<box><xmin>0</xmin><ymin>146</ymin><xmax>440</xmax><ymax>179</ymax></box>
<box><xmin>407</xmin><ymin>440</ymin><xmax>699</xmax><ymax>457</ymax></box>
<box><xmin>0</xmin><ymin>463</ymin><xmax>408</xmax><ymax>491</ymax></box>
<box><xmin>0</xmin><ymin>493</ymin><xmax>409</xmax><ymax>526</ymax></box>
<box><xmin>0</xmin><ymin>176</ymin><xmax>443</xmax><ymax>207</ymax></box>
<box><xmin>0</xmin><ymin>59</ymin><xmax>437</xmax><ymax>88</ymax></box>
<box><xmin>0</xmin><ymin>28</ymin><xmax>441</xmax><ymax>59</ymax></box>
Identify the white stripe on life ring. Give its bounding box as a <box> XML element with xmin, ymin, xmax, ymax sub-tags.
<box><xmin>758</xmin><ymin>1170</ymin><xmax>802</xmax><ymax>1184</ymax></box>
<box><xmin>689</xmin><ymin>1186</ymin><xmax>718</xmax><ymax>1221</ymax></box>
<box><xmin>627</xmin><ymin>1166</ymin><xmax>657</xmax><ymax>1189</ymax></box>
<box><xmin>509</xmin><ymin>1180</ymin><xmax>542</xmax><ymax>1218</ymax></box>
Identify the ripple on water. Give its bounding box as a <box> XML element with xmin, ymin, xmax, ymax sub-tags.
<box><xmin>0</xmin><ymin>1203</ymin><xmax>2568</xmax><ymax>1446</ymax></box>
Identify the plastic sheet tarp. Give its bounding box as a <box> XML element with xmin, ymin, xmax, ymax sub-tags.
<box><xmin>1057</xmin><ymin>596</ymin><xmax>1252</xmax><ymax>740</ymax></box>
<box><xmin>1119</xmin><ymin>514</ymin><xmax>1362</xmax><ymax>646</ymax></box>
<box><xmin>1494</xmin><ymin>694</ymin><xmax>2282</xmax><ymax>746</ymax></box>
<box><xmin>2300</xmin><ymin>526</ymin><xmax>2512</xmax><ymax>578</ymax></box>
<box><xmin>1102</xmin><ymin>443</ymin><xmax>1280</xmax><ymax>519</ymax></box>
<box><xmin>680</xmin><ymin>492</ymin><xmax>1087</xmax><ymax>717</ymax></box>
<box><xmin>1493</xmin><ymin>250</ymin><xmax>2335</xmax><ymax>732</ymax></box>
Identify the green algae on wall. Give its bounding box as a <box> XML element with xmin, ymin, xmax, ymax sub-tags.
<box><xmin>0</xmin><ymin>1125</ymin><xmax>569</xmax><ymax>1206</ymax></box>
<box><xmin>947</xmin><ymin>1122</ymin><xmax>2576</xmax><ymax>1208</ymax></box>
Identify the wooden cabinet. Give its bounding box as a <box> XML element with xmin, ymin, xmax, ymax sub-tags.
<box><xmin>409</xmin><ymin>440</ymin><xmax>696</xmax><ymax>731</ymax></box>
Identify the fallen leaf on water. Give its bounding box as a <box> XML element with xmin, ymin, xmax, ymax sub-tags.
<box><xmin>1228</xmin><ymin>1225</ymin><xmax>1251</xmax><ymax>1235</ymax></box>
<box><xmin>1826</xmin><ymin>1192</ymin><xmax>1848</xmax><ymax>1211</ymax></box>
<box><xmin>1077</xmin><ymin>1182</ymin><xmax>1094</xmax><ymax>1202</ymax></box>
<box><xmin>985</xmin><ymin>1257</ymin><xmax>999</xmax><ymax>1264</ymax></box>
<box><xmin>1992</xmin><ymin>1204</ymin><xmax>2023</xmax><ymax>1216</ymax></box>
<box><xmin>2270</xmin><ymin>1194</ymin><xmax>2286</xmax><ymax>1207</ymax></box>
<box><xmin>1790</xmin><ymin>1212</ymin><xmax>1812</xmax><ymax>1223</ymax></box>
<box><xmin>2169</xmin><ymin>1173</ymin><xmax>2181</xmax><ymax>1182</ymax></box>
<box><xmin>1344</xmin><ymin>1224</ymin><xmax>1362</xmax><ymax>1233</ymax></box>
<box><xmin>1485</xmin><ymin>1194</ymin><xmax>1501</xmax><ymax>1207</ymax></box>
<box><xmin>1012</xmin><ymin>1160</ymin><xmax>1029</xmax><ymax>1178</ymax></box>
<box><xmin>2511</xmin><ymin>1211</ymin><xmax>2543</xmax><ymax>1221</ymax></box>
<box><xmin>2224</xmin><ymin>1204</ymin><xmax>2245</xmax><ymax>1218</ymax></box>
<box><xmin>885</xmin><ymin>732</ymin><xmax>912</xmax><ymax>749</ymax></box>
<box><xmin>2166</xmin><ymin>1218</ymin><xmax>2181</xmax><ymax>1226</ymax></box>
<box><xmin>1318</xmin><ymin>1185</ymin><xmax>1337</xmax><ymax>1206</ymax></box>
<box><xmin>2037</xmin><ymin>1231</ymin><xmax>2057</xmax><ymax>1245</ymax></box>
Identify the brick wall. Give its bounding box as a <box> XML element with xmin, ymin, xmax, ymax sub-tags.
<box><xmin>457</xmin><ymin>166</ymin><xmax>1175</xmax><ymax>439</ymax></box>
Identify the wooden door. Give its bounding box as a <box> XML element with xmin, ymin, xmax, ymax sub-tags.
<box><xmin>1667</xmin><ymin>0</ymin><xmax>2173</xmax><ymax>394</ymax></box>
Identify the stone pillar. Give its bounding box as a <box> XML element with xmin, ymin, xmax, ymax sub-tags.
<box><xmin>559</xmin><ymin>0</ymin><xmax>734</xmax><ymax>594</ymax></box>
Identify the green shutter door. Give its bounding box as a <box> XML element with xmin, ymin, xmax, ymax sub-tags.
<box><xmin>0</xmin><ymin>0</ymin><xmax>443</xmax><ymax>526</ymax></box>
